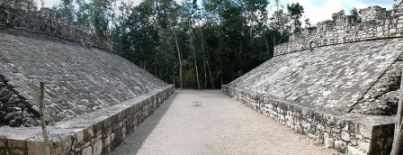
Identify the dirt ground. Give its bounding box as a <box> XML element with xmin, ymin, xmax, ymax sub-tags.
<box><xmin>109</xmin><ymin>90</ymin><xmax>339</xmax><ymax>155</ymax></box>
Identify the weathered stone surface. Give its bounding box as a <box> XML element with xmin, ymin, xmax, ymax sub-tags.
<box><xmin>222</xmin><ymin>85</ymin><xmax>395</xmax><ymax>155</ymax></box>
<box><xmin>0</xmin><ymin>74</ymin><xmax>38</xmax><ymax>127</ymax></box>
<box><xmin>228</xmin><ymin>38</ymin><xmax>403</xmax><ymax>113</ymax></box>
<box><xmin>0</xmin><ymin>1</ymin><xmax>114</xmax><ymax>51</ymax></box>
<box><xmin>82</xmin><ymin>146</ymin><xmax>92</xmax><ymax>155</ymax></box>
<box><xmin>0</xmin><ymin>85</ymin><xmax>173</xmax><ymax>155</ymax></box>
<box><xmin>27</xmin><ymin>141</ymin><xmax>44</xmax><ymax>155</ymax></box>
<box><xmin>8</xmin><ymin>139</ymin><xmax>25</xmax><ymax>148</ymax></box>
<box><xmin>0</xmin><ymin>30</ymin><xmax>168</xmax><ymax>124</ymax></box>
<box><xmin>274</xmin><ymin>5</ymin><xmax>403</xmax><ymax>57</ymax></box>
<box><xmin>222</xmin><ymin>4</ymin><xmax>402</xmax><ymax>153</ymax></box>
<box><xmin>93</xmin><ymin>139</ymin><xmax>102</xmax><ymax>155</ymax></box>
<box><xmin>351</xmin><ymin>57</ymin><xmax>403</xmax><ymax>115</ymax></box>
<box><xmin>0</xmin><ymin>138</ymin><xmax>5</xmax><ymax>147</ymax></box>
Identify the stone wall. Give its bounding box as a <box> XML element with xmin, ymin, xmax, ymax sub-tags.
<box><xmin>274</xmin><ymin>4</ymin><xmax>403</xmax><ymax>56</ymax></box>
<box><xmin>0</xmin><ymin>30</ymin><xmax>169</xmax><ymax>125</ymax></box>
<box><xmin>0</xmin><ymin>85</ymin><xmax>174</xmax><ymax>155</ymax></box>
<box><xmin>0</xmin><ymin>0</ymin><xmax>115</xmax><ymax>51</ymax></box>
<box><xmin>222</xmin><ymin>85</ymin><xmax>394</xmax><ymax>155</ymax></box>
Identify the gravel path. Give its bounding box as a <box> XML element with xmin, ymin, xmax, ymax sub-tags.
<box><xmin>109</xmin><ymin>90</ymin><xmax>339</xmax><ymax>155</ymax></box>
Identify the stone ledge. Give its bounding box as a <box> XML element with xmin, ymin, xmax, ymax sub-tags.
<box><xmin>222</xmin><ymin>85</ymin><xmax>395</xmax><ymax>155</ymax></box>
<box><xmin>0</xmin><ymin>85</ymin><xmax>174</xmax><ymax>155</ymax></box>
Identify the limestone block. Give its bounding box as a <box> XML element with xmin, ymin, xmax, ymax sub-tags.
<box><xmin>84</xmin><ymin>127</ymin><xmax>94</xmax><ymax>141</ymax></box>
<box><xmin>10</xmin><ymin>149</ymin><xmax>25</xmax><ymax>155</ymax></box>
<box><xmin>8</xmin><ymin>139</ymin><xmax>25</xmax><ymax>148</ymax></box>
<box><xmin>27</xmin><ymin>141</ymin><xmax>44</xmax><ymax>155</ymax></box>
<box><xmin>82</xmin><ymin>146</ymin><xmax>92</xmax><ymax>155</ymax></box>
<box><xmin>347</xmin><ymin>146</ymin><xmax>366</xmax><ymax>155</ymax></box>
<box><xmin>324</xmin><ymin>133</ymin><xmax>334</xmax><ymax>148</ymax></box>
<box><xmin>75</xmin><ymin>130</ymin><xmax>85</xmax><ymax>144</ymax></box>
<box><xmin>357</xmin><ymin>140</ymin><xmax>370</xmax><ymax>152</ymax></box>
<box><xmin>377</xmin><ymin>27</ymin><xmax>383</xmax><ymax>32</ymax></box>
<box><xmin>335</xmin><ymin>140</ymin><xmax>347</xmax><ymax>152</ymax></box>
<box><xmin>93</xmin><ymin>140</ymin><xmax>103</xmax><ymax>155</ymax></box>
<box><xmin>0</xmin><ymin>139</ymin><xmax>5</xmax><ymax>147</ymax></box>
<box><xmin>358</xmin><ymin>125</ymin><xmax>372</xmax><ymax>138</ymax></box>
<box><xmin>60</xmin><ymin>136</ymin><xmax>73</xmax><ymax>155</ymax></box>
<box><xmin>341</xmin><ymin>131</ymin><xmax>351</xmax><ymax>142</ymax></box>
<box><xmin>390</xmin><ymin>28</ymin><xmax>397</xmax><ymax>34</ymax></box>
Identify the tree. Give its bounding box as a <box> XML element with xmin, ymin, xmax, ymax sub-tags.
<box><xmin>182</xmin><ymin>0</ymin><xmax>201</xmax><ymax>89</ymax></box>
<box><xmin>54</xmin><ymin>0</ymin><xmax>309</xmax><ymax>89</ymax></box>
<box><xmin>332</xmin><ymin>10</ymin><xmax>345</xmax><ymax>21</ymax></box>
<box><xmin>54</xmin><ymin>0</ymin><xmax>74</xmax><ymax>20</ymax></box>
<box><xmin>287</xmin><ymin>2</ymin><xmax>304</xmax><ymax>33</ymax></box>
<box><xmin>350</xmin><ymin>8</ymin><xmax>361</xmax><ymax>22</ymax></box>
<box><xmin>304</xmin><ymin>18</ymin><xmax>311</xmax><ymax>27</ymax></box>
<box><xmin>76</xmin><ymin>0</ymin><xmax>91</xmax><ymax>27</ymax></box>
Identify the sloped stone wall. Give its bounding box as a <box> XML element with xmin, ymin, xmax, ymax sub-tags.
<box><xmin>351</xmin><ymin>53</ymin><xmax>403</xmax><ymax>115</ymax></box>
<box><xmin>223</xmin><ymin>3</ymin><xmax>403</xmax><ymax>152</ymax></box>
<box><xmin>0</xmin><ymin>0</ymin><xmax>115</xmax><ymax>51</ymax></box>
<box><xmin>0</xmin><ymin>85</ymin><xmax>174</xmax><ymax>155</ymax></box>
<box><xmin>227</xmin><ymin>38</ymin><xmax>403</xmax><ymax>114</ymax></box>
<box><xmin>0</xmin><ymin>29</ymin><xmax>169</xmax><ymax>124</ymax></box>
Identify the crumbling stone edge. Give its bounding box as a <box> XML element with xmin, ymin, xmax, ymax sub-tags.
<box><xmin>0</xmin><ymin>85</ymin><xmax>174</xmax><ymax>155</ymax></box>
<box><xmin>274</xmin><ymin>4</ymin><xmax>403</xmax><ymax>57</ymax></box>
<box><xmin>222</xmin><ymin>85</ymin><xmax>395</xmax><ymax>155</ymax></box>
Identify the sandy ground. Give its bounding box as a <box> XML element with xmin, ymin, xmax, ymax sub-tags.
<box><xmin>109</xmin><ymin>90</ymin><xmax>339</xmax><ymax>155</ymax></box>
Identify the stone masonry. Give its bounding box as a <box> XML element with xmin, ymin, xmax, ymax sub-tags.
<box><xmin>0</xmin><ymin>29</ymin><xmax>169</xmax><ymax>125</ymax></box>
<box><xmin>223</xmin><ymin>1</ymin><xmax>403</xmax><ymax>155</ymax></box>
<box><xmin>222</xmin><ymin>86</ymin><xmax>394</xmax><ymax>155</ymax></box>
<box><xmin>0</xmin><ymin>85</ymin><xmax>174</xmax><ymax>155</ymax></box>
<box><xmin>0</xmin><ymin>1</ymin><xmax>175</xmax><ymax>154</ymax></box>
<box><xmin>0</xmin><ymin>74</ymin><xmax>38</xmax><ymax>127</ymax></box>
<box><xmin>274</xmin><ymin>4</ymin><xmax>403</xmax><ymax>57</ymax></box>
<box><xmin>0</xmin><ymin>0</ymin><xmax>115</xmax><ymax>51</ymax></box>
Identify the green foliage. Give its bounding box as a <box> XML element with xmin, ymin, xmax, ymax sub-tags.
<box><xmin>287</xmin><ymin>2</ymin><xmax>304</xmax><ymax>33</ymax></box>
<box><xmin>53</xmin><ymin>0</ymin><xmax>74</xmax><ymax>20</ymax></box>
<box><xmin>350</xmin><ymin>8</ymin><xmax>361</xmax><ymax>22</ymax></box>
<box><xmin>53</xmin><ymin>0</ymin><xmax>300</xmax><ymax>89</ymax></box>
<box><xmin>332</xmin><ymin>10</ymin><xmax>345</xmax><ymax>21</ymax></box>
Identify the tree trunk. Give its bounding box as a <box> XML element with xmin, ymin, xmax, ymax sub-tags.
<box><xmin>391</xmin><ymin>69</ymin><xmax>403</xmax><ymax>155</ymax></box>
<box><xmin>189</xmin><ymin>30</ymin><xmax>200</xmax><ymax>89</ymax></box>
<box><xmin>199</xmin><ymin>27</ymin><xmax>215</xmax><ymax>89</ymax></box>
<box><xmin>263</xmin><ymin>36</ymin><xmax>270</xmax><ymax>58</ymax></box>
<box><xmin>203</xmin><ymin>60</ymin><xmax>207</xmax><ymax>89</ymax></box>
<box><xmin>38</xmin><ymin>82</ymin><xmax>50</xmax><ymax>155</ymax></box>
<box><xmin>173</xmin><ymin>30</ymin><xmax>183</xmax><ymax>89</ymax></box>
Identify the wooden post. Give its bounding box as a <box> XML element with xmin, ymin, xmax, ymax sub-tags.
<box><xmin>38</xmin><ymin>82</ymin><xmax>51</xmax><ymax>155</ymax></box>
<box><xmin>391</xmin><ymin>69</ymin><xmax>403</xmax><ymax>155</ymax></box>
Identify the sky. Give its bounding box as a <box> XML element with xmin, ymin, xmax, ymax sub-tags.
<box><xmin>36</xmin><ymin>0</ymin><xmax>395</xmax><ymax>25</ymax></box>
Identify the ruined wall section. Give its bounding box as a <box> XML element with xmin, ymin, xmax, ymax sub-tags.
<box><xmin>0</xmin><ymin>0</ymin><xmax>115</xmax><ymax>51</ymax></box>
<box><xmin>0</xmin><ymin>74</ymin><xmax>38</xmax><ymax>127</ymax></box>
<box><xmin>274</xmin><ymin>5</ymin><xmax>403</xmax><ymax>56</ymax></box>
<box><xmin>350</xmin><ymin>53</ymin><xmax>403</xmax><ymax>115</ymax></box>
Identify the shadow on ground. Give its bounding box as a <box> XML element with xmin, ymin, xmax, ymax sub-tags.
<box><xmin>108</xmin><ymin>92</ymin><xmax>179</xmax><ymax>155</ymax></box>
